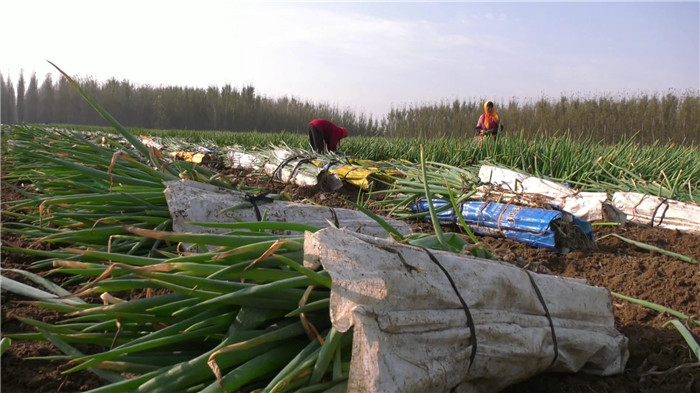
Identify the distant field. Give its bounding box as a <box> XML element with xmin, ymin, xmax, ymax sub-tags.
<box><xmin>42</xmin><ymin>124</ymin><xmax>700</xmax><ymax>203</ymax></box>
<box><xmin>2</xmin><ymin>72</ymin><xmax>698</xmax><ymax>144</ymax></box>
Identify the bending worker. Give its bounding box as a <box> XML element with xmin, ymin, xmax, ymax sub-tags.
<box><xmin>308</xmin><ymin>118</ymin><xmax>348</xmax><ymax>153</ymax></box>
<box><xmin>475</xmin><ymin>100</ymin><xmax>501</xmax><ymax>141</ymax></box>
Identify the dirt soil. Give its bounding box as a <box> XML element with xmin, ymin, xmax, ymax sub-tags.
<box><xmin>2</xmin><ymin>175</ymin><xmax>699</xmax><ymax>393</ymax></box>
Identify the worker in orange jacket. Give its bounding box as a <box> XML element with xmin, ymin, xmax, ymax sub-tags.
<box><xmin>475</xmin><ymin>101</ymin><xmax>503</xmax><ymax>142</ymax></box>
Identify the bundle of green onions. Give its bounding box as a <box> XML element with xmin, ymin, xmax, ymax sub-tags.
<box><xmin>1</xmin><ymin>122</ymin><xmax>351</xmax><ymax>393</ymax></box>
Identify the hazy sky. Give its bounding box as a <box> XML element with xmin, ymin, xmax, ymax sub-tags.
<box><xmin>2</xmin><ymin>1</ymin><xmax>698</xmax><ymax>118</ymax></box>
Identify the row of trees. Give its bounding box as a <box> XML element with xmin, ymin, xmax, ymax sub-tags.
<box><xmin>2</xmin><ymin>71</ymin><xmax>698</xmax><ymax>144</ymax></box>
<box><xmin>382</xmin><ymin>93</ymin><xmax>700</xmax><ymax>144</ymax></box>
<box><xmin>0</xmin><ymin>71</ymin><xmax>380</xmax><ymax>136</ymax></box>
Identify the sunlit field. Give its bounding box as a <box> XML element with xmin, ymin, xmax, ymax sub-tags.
<box><xmin>58</xmin><ymin>124</ymin><xmax>700</xmax><ymax>204</ymax></box>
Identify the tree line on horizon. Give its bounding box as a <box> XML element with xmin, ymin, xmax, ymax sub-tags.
<box><xmin>1</xmin><ymin>71</ymin><xmax>698</xmax><ymax>145</ymax></box>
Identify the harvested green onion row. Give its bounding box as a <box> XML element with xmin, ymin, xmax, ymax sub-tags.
<box><xmin>1</xmin><ymin>123</ymin><xmax>351</xmax><ymax>393</ymax></box>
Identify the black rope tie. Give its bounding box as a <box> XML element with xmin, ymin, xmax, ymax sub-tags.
<box><xmin>271</xmin><ymin>155</ymin><xmax>297</xmax><ymax>180</ymax></box>
<box><xmin>329</xmin><ymin>207</ymin><xmax>340</xmax><ymax>228</ymax></box>
<box><xmin>244</xmin><ymin>192</ymin><xmax>273</xmax><ymax>222</ymax></box>
<box><xmin>272</xmin><ymin>154</ymin><xmax>313</xmax><ymax>181</ymax></box>
<box><xmin>320</xmin><ymin>159</ymin><xmax>341</xmax><ymax>173</ymax></box>
<box><xmin>650</xmin><ymin>198</ymin><xmax>669</xmax><ymax>228</ymax></box>
<box><xmin>422</xmin><ymin>248</ymin><xmax>478</xmax><ymax>373</ymax></box>
<box><xmin>290</xmin><ymin>158</ymin><xmax>314</xmax><ymax>180</ymax></box>
<box><xmin>523</xmin><ymin>269</ymin><xmax>559</xmax><ymax>369</ymax></box>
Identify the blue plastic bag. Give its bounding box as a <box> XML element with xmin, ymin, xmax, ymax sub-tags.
<box><xmin>410</xmin><ymin>198</ymin><xmax>593</xmax><ymax>252</ymax></box>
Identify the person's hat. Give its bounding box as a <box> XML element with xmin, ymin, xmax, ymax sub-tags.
<box><xmin>341</xmin><ymin>127</ymin><xmax>348</xmax><ymax>138</ymax></box>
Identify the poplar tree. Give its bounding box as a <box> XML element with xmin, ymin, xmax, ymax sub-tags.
<box><xmin>6</xmin><ymin>76</ymin><xmax>18</xmax><ymax>123</ymax></box>
<box><xmin>0</xmin><ymin>73</ymin><xmax>9</xmax><ymax>123</ymax></box>
<box><xmin>39</xmin><ymin>73</ymin><xmax>55</xmax><ymax>123</ymax></box>
<box><xmin>16</xmin><ymin>71</ymin><xmax>25</xmax><ymax>123</ymax></box>
<box><xmin>55</xmin><ymin>75</ymin><xmax>71</xmax><ymax>124</ymax></box>
<box><xmin>24</xmin><ymin>73</ymin><xmax>39</xmax><ymax>123</ymax></box>
<box><xmin>0</xmin><ymin>73</ymin><xmax>17</xmax><ymax>123</ymax></box>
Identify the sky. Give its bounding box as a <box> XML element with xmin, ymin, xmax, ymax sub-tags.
<box><xmin>1</xmin><ymin>0</ymin><xmax>698</xmax><ymax>118</ymax></box>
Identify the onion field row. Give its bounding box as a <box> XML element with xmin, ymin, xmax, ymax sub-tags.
<box><xmin>69</xmin><ymin>124</ymin><xmax>699</xmax><ymax>203</ymax></box>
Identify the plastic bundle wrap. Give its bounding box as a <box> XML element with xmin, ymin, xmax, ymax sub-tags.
<box><xmin>164</xmin><ymin>179</ymin><xmax>412</xmax><ymax>238</ymax></box>
<box><xmin>225</xmin><ymin>148</ymin><xmax>402</xmax><ymax>191</ymax></box>
<box><xmin>262</xmin><ymin>149</ymin><xmax>341</xmax><ymax>189</ymax></box>
<box><xmin>328</xmin><ymin>164</ymin><xmax>398</xmax><ymax>191</ymax></box>
<box><xmin>477</xmin><ymin>165</ymin><xmax>623</xmax><ymax>223</ymax></box>
<box><xmin>226</xmin><ymin>150</ymin><xmax>263</xmax><ymax>170</ymax></box>
<box><xmin>411</xmin><ymin>198</ymin><xmax>594</xmax><ymax>253</ymax></box>
<box><xmin>304</xmin><ymin>227</ymin><xmax>628</xmax><ymax>393</ymax></box>
<box><xmin>612</xmin><ymin>192</ymin><xmax>700</xmax><ymax>233</ymax></box>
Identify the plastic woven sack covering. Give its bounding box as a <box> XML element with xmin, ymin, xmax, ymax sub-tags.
<box><xmin>304</xmin><ymin>228</ymin><xmax>628</xmax><ymax>393</ymax></box>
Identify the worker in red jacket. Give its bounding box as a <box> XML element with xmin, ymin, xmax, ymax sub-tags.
<box><xmin>308</xmin><ymin>119</ymin><xmax>348</xmax><ymax>153</ymax></box>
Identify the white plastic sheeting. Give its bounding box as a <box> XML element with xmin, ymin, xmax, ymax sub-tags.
<box><xmin>477</xmin><ymin>165</ymin><xmax>700</xmax><ymax>233</ymax></box>
<box><xmin>477</xmin><ymin>165</ymin><xmax>620</xmax><ymax>223</ymax></box>
<box><xmin>227</xmin><ymin>148</ymin><xmax>344</xmax><ymax>191</ymax></box>
<box><xmin>612</xmin><ymin>192</ymin><xmax>700</xmax><ymax>233</ymax></box>
<box><xmin>163</xmin><ymin>180</ymin><xmax>411</xmax><ymax>238</ymax></box>
<box><xmin>227</xmin><ymin>150</ymin><xmax>263</xmax><ymax>170</ymax></box>
<box><xmin>305</xmin><ymin>227</ymin><xmax>629</xmax><ymax>393</ymax></box>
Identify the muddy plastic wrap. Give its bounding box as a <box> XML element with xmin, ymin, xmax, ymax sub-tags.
<box><xmin>411</xmin><ymin>198</ymin><xmax>594</xmax><ymax>253</ymax></box>
<box><xmin>477</xmin><ymin>165</ymin><xmax>623</xmax><ymax>223</ymax></box>
<box><xmin>227</xmin><ymin>150</ymin><xmax>263</xmax><ymax>170</ymax></box>
<box><xmin>163</xmin><ymin>179</ymin><xmax>412</xmax><ymax>239</ymax></box>
<box><xmin>304</xmin><ymin>228</ymin><xmax>629</xmax><ymax>393</ymax></box>
<box><xmin>225</xmin><ymin>147</ymin><xmax>401</xmax><ymax>191</ymax></box>
<box><xmin>612</xmin><ymin>191</ymin><xmax>700</xmax><ymax>233</ymax></box>
<box><xmin>263</xmin><ymin>149</ymin><xmax>343</xmax><ymax>190</ymax></box>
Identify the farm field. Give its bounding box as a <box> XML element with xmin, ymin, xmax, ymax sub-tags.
<box><xmin>70</xmin><ymin>124</ymin><xmax>700</xmax><ymax>204</ymax></box>
<box><xmin>1</xmin><ymin>124</ymin><xmax>699</xmax><ymax>393</ymax></box>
